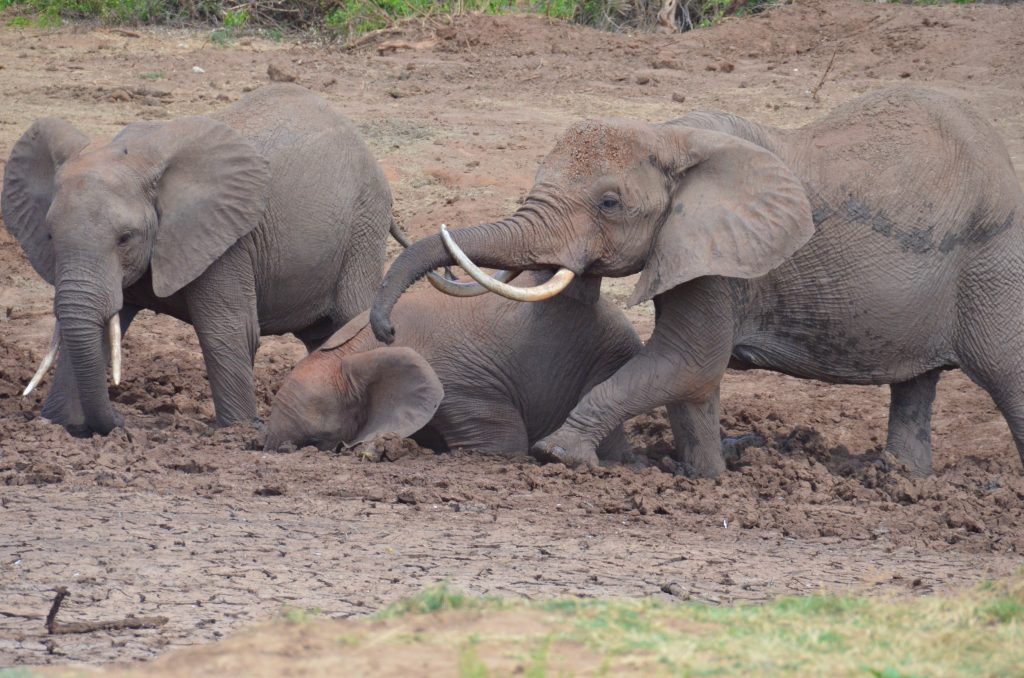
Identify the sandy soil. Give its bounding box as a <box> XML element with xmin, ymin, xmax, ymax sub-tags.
<box><xmin>2</xmin><ymin>0</ymin><xmax>1024</xmax><ymax>666</ymax></box>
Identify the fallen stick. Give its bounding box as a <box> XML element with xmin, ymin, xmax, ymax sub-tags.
<box><xmin>810</xmin><ymin>44</ymin><xmax>839</xmax><ymax>102</ymax></box>
<box><xmin>0</xmin><ymin>610</ymin><xmax>44</xmax><ymax>619</ymax></box>
<box><xmin>45</xmin><ymin>587</ymin><xmax>168</xmax><ymax>635</ymax></box>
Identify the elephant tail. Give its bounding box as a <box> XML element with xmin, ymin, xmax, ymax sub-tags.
<box><xmin>389</xmin><ymin>216</ymin><xmax>413</xmax><ymax>249</ymax></box>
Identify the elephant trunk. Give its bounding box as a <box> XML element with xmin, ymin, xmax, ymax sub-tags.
<box><xmin>370</xmin><ymin>216</ymin><xmax>544</xmax><ymax>343</ymax></box>
<box><xmin>54</xmin><ymin>273</ymin><xmax>122</xmax><ymax>436</ymax></box>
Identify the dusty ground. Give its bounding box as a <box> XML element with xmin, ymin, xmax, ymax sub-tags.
<box><xmin>2</xmin><ymin>0</ymin><xmax>1024</xmax><ymax>667</ymax></box>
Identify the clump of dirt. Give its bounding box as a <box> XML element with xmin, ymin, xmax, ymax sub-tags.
<box><xmin>351</xmin><ymin>432</ymin><xmax>430</xmax><ymax>463</ymax></box>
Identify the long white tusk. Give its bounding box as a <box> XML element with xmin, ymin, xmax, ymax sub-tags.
<box><xmin>108</xmin><ymin>313</ymin><xmax>122</xmax><ymax>386</ymax></box>
<box><xmin>439</xmin><ymin>224</ymin><xmax>575</xmax><ymax>302</ymax></box>
<box><xmin>425</xmin><ymin>269</ymin><xmax>521</xmax><ymax>297</ymax></box>
<box><xmin>23</xmin><ymin>321</ymin><xmax>61</xmax><ymax>396</ymax></box>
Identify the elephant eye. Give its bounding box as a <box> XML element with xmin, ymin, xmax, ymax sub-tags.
<box><xmin>117</xmin><ymin>232</ymin><xmax>132</xmax><ymax>245</ymax></box>
<box><xmin>599</xmin><ymin>193</ymin><xmax>621</xmax><ymax>211</ymax></box>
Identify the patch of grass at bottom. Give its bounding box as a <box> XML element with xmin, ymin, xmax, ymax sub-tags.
<box><xmin>73</xmin><ymin>574</ymin><xmax>1024</xmax><ymax>677</ymax></box>
<box><xmin>376</xmin><ymin>575</ymin><xmax>1024</xmax><ymax>676</ymax></box>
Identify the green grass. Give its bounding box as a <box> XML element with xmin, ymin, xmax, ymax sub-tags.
<box><xmin>367</xmin><ymin>577</ymin><xmax>1024</xmax><ymax>676</ymax></box>
<box><xmin>377</xmin><ymin>581</ymin><xmax>500</xmax><ymax>617</ymax></box>
<box><xmin>281</xmin><ymin>605</ymin><xmax>323</xmax><ymax>625</ymax></box>
<box><xmin>0</xmin><ymin>0</ymin><xmax>780</xmax><ymax>35</ymax></box>
<box><xmin>322</xmin><ymin>0</ymin><xmax>578</xmax><ymax>39</ymax></box>
<box><xmin>0</xmin><ymin>0</ymin><xmax>200</xmax><ymax>27</ymax></box>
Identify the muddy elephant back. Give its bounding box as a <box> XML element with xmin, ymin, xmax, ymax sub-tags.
<box><xmin>803</xmin><ymin>88</ymin><xmax>1021</xmax><ymax>217</ymax></box>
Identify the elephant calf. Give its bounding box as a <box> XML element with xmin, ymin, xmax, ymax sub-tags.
<box><xmin>264</xmin><ymin>273</ymin><xmax>641</xmax><ymax>457</ymax></box>
<box><xmin>372</xmin><ymin>87</ymin><xmax>1024</xmax><ymax>477</ymax></box>
<box><xmin>3</xmin><ymin>84</ymin><xmax>395</xmax><ymax>435</ymax></box>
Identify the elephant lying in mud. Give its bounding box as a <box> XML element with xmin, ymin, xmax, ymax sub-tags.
<box><xmin>371</xmin><ymin>87</ymin><xmax>1024</xmax><ymax>477</ymax></box>
<box><xmin>264</xmin><ymin>272</ymin><xmax>641</xmax><ymax>456</ymax></box>
<box><xmin>4</xmin><ymin>83</ymin><xmax>395</xmax><ymax>436</ymax></box>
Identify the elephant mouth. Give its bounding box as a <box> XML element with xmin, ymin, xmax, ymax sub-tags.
<box><xmin>436</xmin><ymin>224</ymin><xmax>576</xmax><ymax>302</ymax></box>
<box><xmin>23</xmin><ymin>312</ymin><xmax>123</xmax><ymax>397</ymax></box>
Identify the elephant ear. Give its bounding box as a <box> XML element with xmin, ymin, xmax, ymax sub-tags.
<box><xmin>115</xmin><ymin>117</ymin><xmax>270</xmax><ymax>297</ymax></box>
<box><xmin>320</xmin><ymin>311</ymin><xmax>372</xmax><ymax>352</ymax></box>
<box><xmin>341</xmin><ymin>346</ymin><xmax>444</xmax><ymax>446</ymax></box>
<box><xmin>1</xmin><ymin>118</ymin><xmax>90</xmax><ymax>285</ymax></box>
<box><xmin>628</xmin><ymin>125</ymin><xmax>814</xmax><ymax>306</ymax></box>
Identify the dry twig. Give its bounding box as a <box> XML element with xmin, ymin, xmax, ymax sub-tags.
<box><xmin>45</xmin><ymin>587</ymin><xmax>168</xmax><ymax>635</ymax></box>
<box><xmin>810</xmin><ymin>43</ymin><xmax>839</xmax><ymax>102</ymax></box>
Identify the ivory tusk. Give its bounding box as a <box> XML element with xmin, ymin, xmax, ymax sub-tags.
<box><xmin>108</xmin><ymin>313</ymin><xmax>122</xmax><ymax>386</ymax></box>
<box><xmin>425</xmin><ymin>269</ymin><xmax>521</xmax><ymax>297</ymax></box>
<box><xmin>439</xmin><ymin>224</ymin><xmax>575</xmax><ymax>302</ymax></box>
<box><xmin>24</xmin><ymin>321</ymin><xmax>61</xmax><ymax>396</ymax></box>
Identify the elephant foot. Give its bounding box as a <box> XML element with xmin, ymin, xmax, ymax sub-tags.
<box><xmin>531</xmin><ymin>431</ymin><xmax>599</xmax><ymax>469</ymax></box>
<box><xmin>63</xmin><ymin>410</ymin><xmax>126</xmax><ymax>438</ymax></box>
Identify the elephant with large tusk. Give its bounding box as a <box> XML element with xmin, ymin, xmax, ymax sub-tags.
<box><xmin>372</xmin><ymin>87</ymin><xmax>1024</xmax><ymax>478</ymax></box>
<box><xmin>5</xmin><ymin>84</ymin><xmax>398</xmax><ymax>436</ymax></box>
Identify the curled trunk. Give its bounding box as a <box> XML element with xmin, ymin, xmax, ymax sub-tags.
<box><xmin>371</xmin><ymin>218</ymin><xmax>541</xmax><ymax>342</ymax></box>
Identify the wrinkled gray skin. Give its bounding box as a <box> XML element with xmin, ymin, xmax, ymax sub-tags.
<box><xmin>371</xmin><ymin>88</ymin><xmax>1024</xmax><ymax>477</ymax></box>
<box><xmin>265</xmin><ymin>272</ymin><xmax>641</xmax><ymax>457</ymax></box>
<box><xmin>3</xmin><ymin>84</ymin><xmax>393</xmax><ymax>436</ymax></box>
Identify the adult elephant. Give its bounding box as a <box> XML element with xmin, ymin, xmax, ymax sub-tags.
<box><xmin>370</xmin><ymin>88</ymin><xmax>1024</xmax><ymax>477</ymax></box>
<box><xmin>264</xmin><ymin>272</ymin><xmax>641</xmax><ymax>457</ymax></box>
<box><xmin>4</xmin><ymin>83</ymin><xmax>395</xmax><ymax>436</ymax></box>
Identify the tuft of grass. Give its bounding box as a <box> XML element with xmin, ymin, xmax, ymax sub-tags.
<box><xmin>0</xmin><ymin>669</ymin><xmax>42</xmax><ymax>678</ymax></box>
<box><xmin>378</xmin><ymin>582</ymin><xmax>499</xmax><ymax>618</ymax></box>
<box><xmin>280</xmin><ymin>606</ymin><xmax>323</xmax><ymax>625</ymax></box>
<box><xmin>458</xmin><ymin>635</ymin><xmax>489</xmax><ymax>678</ymax></box>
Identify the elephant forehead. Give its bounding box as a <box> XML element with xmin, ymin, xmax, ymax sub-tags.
<box><xmin>59</xmin><ymin>150</ymin><xmax>144</xmax><ymax>190</ymax></box>
<box><xmin>545</xmin><ymin>120</ymin><xmax>645</xmax><ymax>181</ymax></box>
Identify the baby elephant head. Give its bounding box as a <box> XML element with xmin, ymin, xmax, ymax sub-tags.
<box><xmin>3</xmin><ymin>116</ymin><xmax>270</xmax><ymax>435</ymax></box>
<box><xmin>264</xmin><ymin>346</ymin><xmax>445</xmax><ymax>452</ymax></box>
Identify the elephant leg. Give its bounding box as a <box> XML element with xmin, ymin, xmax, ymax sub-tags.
<box><xmin>532</xmin><ymin>280</ymin><xmax>734</xmax><ymax>468</ymax></box>
<box><xmin>595</xmin><ymin>424</ymin><xmax>632</xmax><ymax>464</ymax></box>
<box><xmin>435</xmin><ymin>398</ymin><xmax>529</xmax><ymax>457</ymax></box>
<box><xmin>41</xmin><ymin>306</ymin><xmax>140</xmax><ymax>429</ymax></box>
<box><xmin>959</xmin><ymin>362</ymin><xmax>1024</xmax><ymax>470</ymax></box>
<box><xmin>666</xmin><ymin>388</ymin><xmax>726</xmax><ymax>478</ymax></box>
<box><xmin>185</xmin><ymin>249</ymin><xmax>261</xmax><ymax>427</ymax></box>
<box><xmin>294</xmin><ymin>317</ymin><xmax>343</xmax><ymax>354</ymax></box>
<box><xmin>953</xmin><ymin>272</ymin><xmax>1024</xmax><ymax>470</ymax></box>
<box><xmin>885</xmin><ymin>369</ymin><xmax>942</xmax><ymax>476</ymax></box>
